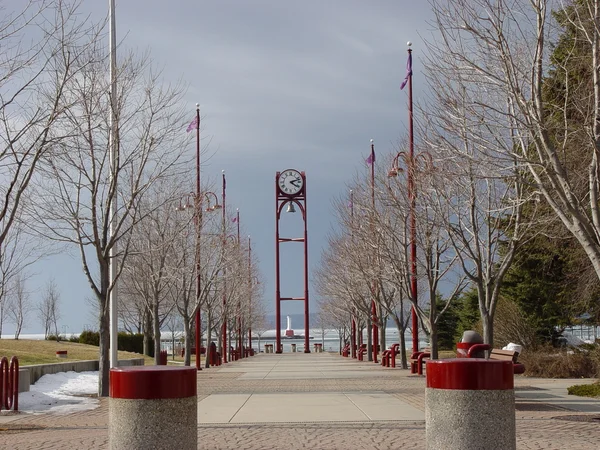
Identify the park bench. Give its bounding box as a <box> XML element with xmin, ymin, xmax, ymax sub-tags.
<box><xmin>410</xmin><ymin>347</ymin><xmax>431</xmax><ymax>375</ymax></box>
<box><xmin>381</xmin><ymin>344</ymin><xmax>400</xmax><ymax>368</ymax></box>
<box><xmin>457</xmin><ymin>344</ymin><xmax>525</xmax><ymax>374</ymax></box>
<box><xmin>341</xmin><ymin>343</ymin><xmax>350</xmax><ymax>357</ymax></box>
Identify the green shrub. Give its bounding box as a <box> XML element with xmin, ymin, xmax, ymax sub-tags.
<box><xmin>79</xmin><ymin>330</ymin><xmax>100</xmax><ymax>346</ymax></box>
<box><xmin>567</xmin><ymin>383</ymin><xmax>600</xmax><ymax>398</ymax></box>
<box><xmin>77</xmin><ymin>330</ymin><xmax>152</xmax><ymax>355</ymax></box>
<box><xmin>117</xmin><ymin>332</ymin><xmax>152</xmax><ymax>356</ymax></box>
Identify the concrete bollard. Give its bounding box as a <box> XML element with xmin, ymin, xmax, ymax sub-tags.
<box><xmin>109</xmin><ymin>366</ymin><xmax>197</xmax><ymax>450</ymax></box>
<box><xmin>426</xmin><ymin>359</ymin><xmax>515</xmax><ymax>450</ymax></box>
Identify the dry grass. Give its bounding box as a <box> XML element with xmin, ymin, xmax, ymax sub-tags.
<box><xmin>0</xmin><ymin>339</ymin><xmax>157</xmax><ymax>366</ymax></box>
<box><xmin>519</xmin><ymin>345</ymin><xmax>600</xmax><ymax>378</ymax></box>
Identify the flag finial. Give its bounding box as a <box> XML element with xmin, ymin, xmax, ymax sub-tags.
<box><xmin>196</xmin><ymin>103</ymin><xmax>199</xmax><ymax>109</ymax></box>
<box><xmin>407</xmin><ymin>41</ymin><xmax>412</xmax><ymax>47</ymax></box>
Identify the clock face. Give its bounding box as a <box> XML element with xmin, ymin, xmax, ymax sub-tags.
<box><xmin>278</xmin><ymin>169</ymin><xmax>304</xmax><ymax>196</ymax></box>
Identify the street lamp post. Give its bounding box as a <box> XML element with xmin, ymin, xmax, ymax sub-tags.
<box><xmin>349</xmin><ymin>189</ymin><xmax>357</xmax><ymax>359</ymax></box>
<box><xmin>369</xmin><ymin>140</ymin><xmax>378</xmax><ymax>364</ymax></box>
<box><xmin>388</xmin><ymin>150</ymin><xmax>433</xmax><ymax>370</ymax></box>
<box><xmin>247</xmin><ymin>235</ymin><xmax>252</xmax><ymax>354</ymax></box>
<box><xmin>221</xmin><ymin>170</ymin><xmax>227</xmax><ymax>364</ymax></box>
<box><xmin>194</xmin><ymin>104</ymin><xmax>202</xmax><ymax>371</ymax></box>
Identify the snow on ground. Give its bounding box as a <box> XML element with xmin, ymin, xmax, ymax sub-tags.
<box><xmin>18</xmin><ymin>371</ymin><xmax>99</xmax><ymax>414</ymax></box>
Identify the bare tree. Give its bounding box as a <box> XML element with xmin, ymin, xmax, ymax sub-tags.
<box><xmin>425</xmin><ymin>0</ymin><xmax>600</xmax><ymax>341</ymax></box>
<box><xmin>31</xmin><ymin>44</ymin><xmax>189</xmax><ymax>396</ymax></box>
<box><xmin>121</xmin><ymin>180</ymin><xmax>188</xmax><ymax>364</ymax></box>
<box><xmin>0</xmin><ymin>1</ymin><xmax>100</xmax><ymax>255</ymax></box>
<box><xmin>38</xmin><ymin>278</ymin><xmax>60</xmax><ymax>339</ymax></box>
<box><xmin>7</xmin><ymin>273</ymin><xmax>32</xmax><ymax>339</ymax></box>
<box><xmin>0</xmin><ymin>217</ymin><xmax>43</xmax><ymax>337</ymax></box>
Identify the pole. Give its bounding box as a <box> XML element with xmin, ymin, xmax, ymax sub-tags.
<box><xmin>350</xmin><ymin>189</ymin><xmax>357</xmax><ymax>359</ymax></box>
<box><xmin>248</xmin><ymin>236</ymin><xmax>252</xmax><ymax>352</ymax></box>
<box><xmin>407</xmin><ymin>45</ymin><xmax>419</xmax><ymax>355</ymax></box>
<box><xmin>195</xmin><ymin>104</ymin><xmax>202</xmax><ymax>371</ymax></box>
<box><xmin>275</xmin><ymin>176</ymin><xmax>282</xmax><ymax>353</ymax></box>
<box><xmin>236</xmin><ymin>209</ymin><xmax>242</xmax><ymax>358</ymax></box>
<box><xmin>303</xmin><ymin>175</ymin><xmax>310</xmax><ymax>353</ymax></box>
<box><xmin>370</xmin><ymin>140</ymin><xmax>378</xmax><ymax>364</ymax></box>
<box><xmin>108</xmin><ymin>0</ymin><xmax>118</xmax><ymax>369</ymax></box>
<box><xmin>222</xmin><ymin>171</ymin><xmax>227</xmax><ymax>363</ymax></box>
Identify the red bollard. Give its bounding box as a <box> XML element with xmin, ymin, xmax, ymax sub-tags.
<box><xmin>0</xmin><ymin>356</ymin><xmax>19</xmax><ymax>412</ymax></box>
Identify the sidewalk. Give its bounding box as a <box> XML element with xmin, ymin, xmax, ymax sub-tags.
<box><xmin>1</xmin><ymin>352</ymin><xmax>599</xmax><ymax>449</ymax></box>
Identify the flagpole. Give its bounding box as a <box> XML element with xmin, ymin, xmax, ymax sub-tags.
<box><xmin>407</xmin><ymin>42</ymin><xmax>419</xmax><ymax>356</ymax></box>
<box><xmin>195</xmin><ymin>103</ymin><xmax>202</xmax><ymax>371</ymax></box>
<box><xmin>108</xmin><ymin>0</ymin><xmax>119</xmax><ymax>371</ymax></box>
<box><xmin>370</xmin><ymin>140</ymin><xmax>378</xmax><ymax>364</ymax></box>
<box><xmin>222</xmin><ymin>170</ymin><xmax>227</xmax><ymax>363</ymax></box>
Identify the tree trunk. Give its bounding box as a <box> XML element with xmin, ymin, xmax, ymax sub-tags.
<box><xmin>183</xmin><ymin>314</ymin><xmax>191</xmax><ymax>366</ymax></box>
<box><xmin>429</xmin><ymin>321</ymin><xmax>438</xmax><ymax>360</ymax></box>
<box><xmin>366</xmin><ymin>322</ymin><xmax>372</xmax><ymax>362</ymax></box>
<box><xmin>143</xmin><ymin>309</ymin><xmax>152</xmax><ymax>356</ymax></box>
<box><xmin>482</xmin><ymin>313</ymin><xmax>493</xmax><ymax>349</ymax></box>
<box><xmin>205</xmin><ymin>311</ymin><xmax>212</xmax><ymax>369</ymax></box>
<box><xmin>98</xmin><ymin>305</ymin><xmax>110</xmax><ymax>397</ymax></box>
<box><xmin>153</xmin><ymin>301</ymin><xmax>161</xmax><ymax>365</ymax></box>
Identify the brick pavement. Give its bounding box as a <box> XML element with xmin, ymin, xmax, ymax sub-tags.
<box><xmin>1</xmin><ymin>353</ymin><xmax>599</xmax><ymax>449</ymax></box>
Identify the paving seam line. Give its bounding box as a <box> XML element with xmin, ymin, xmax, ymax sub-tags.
<box><xmin>342</xmin><ymin>392</ymin><xmax>373</xmax><ymax>421</ymax></box>
<box><xmin>227</xmin><ymin>393</ymin><xmax>253</xmax><ymax>423</ymax></box>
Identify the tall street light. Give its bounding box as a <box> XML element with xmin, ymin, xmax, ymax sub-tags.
<box><xmin>367</xmin><ymin>140</ymin><xmax>378</xmax><ymax>364</ymax></box>
<box><xmin>247</xmin><ymin>235</ymin><xmax>253</xmax><ymax>354</ymax></box>
<box><xmin>221</xmin><ymin>170</ymin><xmax>227</xmax><ymax>364</ymax></box>
<box><xmin>194</xmin><ymin>104</ymin><xmax>202</xmax><ymax>371</ymax></box>
<box><xmin>394</xmin><ymin>42</ymin><xmax>420</xmax><ymax>360</ymax></box>
<box><xmin>349</xmin><ymin>189</ymin><xmax>357</xmax><ymax>359</ymax></box>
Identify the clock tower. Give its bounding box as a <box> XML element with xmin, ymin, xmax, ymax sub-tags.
<box><xmin>275</xmin><ymin>169</ymin><xmax>310</xmax><ymax>353</ymax></box>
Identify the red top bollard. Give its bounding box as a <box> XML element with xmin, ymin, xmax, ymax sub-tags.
<box><xmin>427</xmin><ymin>358</ymin><xmax>513</xmax><ymax>390</ymax></box>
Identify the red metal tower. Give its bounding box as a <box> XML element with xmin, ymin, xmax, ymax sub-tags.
<box><xmin>275</xmin><ymin>169</ymin><xmax>310</xmax><ymax>353</ymax></box>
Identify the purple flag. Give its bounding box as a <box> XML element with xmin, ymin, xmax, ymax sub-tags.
<box><xmin>347</xmin><ymin>201</ymin><xmax>353</xmax><ymax>208</ymax></box>
<box><xmin>232</xmin><ymin>216</ymin><xmax>238</xmax><ymax>223</ymax></box>
<box><xmin>186</xmin><ymin>115</ymin><xmax>198</xmax><ymax>133</ymax></box>
<box><xmin>400</xmin><ymin>53</ymin><xmax>412</xmax><ymax>90</ymax></box>
<box><xmin>366</xmin><ymin>152</ymin><xmax>375</xmax><ymax>165</ymax></box>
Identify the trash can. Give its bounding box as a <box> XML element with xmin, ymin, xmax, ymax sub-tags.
<box><xmin>109</xmin><ymin>366</ymin><xmax>197</xmax><ymax>450</ymax></box>
<box><xmin>291</xmin><ymin>344</ymin><xmax>296</xmax><ymax>352</ymax></box>
<box><xmin>425</xmin><ymin>359</ymin><xmax>515</xmax><ymax>450</ymax></box>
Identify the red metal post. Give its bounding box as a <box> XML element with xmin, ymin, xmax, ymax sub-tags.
<box><xmin>407</xmin><ymin>46</ymin><xmax>419</xmax><ymax>356</ymax></box>
<box><xmin>370</xmin><ymin>140</ymin><xmax>378</xmax><ymax>364</ymax></box>
<box><xmin>248</xmin><ymin>235</ymin><xmax>252</xmax><ymax>352</ymax></box>
<box><xmin>275</xmin><ymin>174</ymin><xmax>282</xmax><ymax>353</ymax></box>
<box><xmin>349</xmin><ymin>189</ymin><xmax>357</xmax><ymax>359</ymax></box>
<box><xmin>194</xmin><ymin>105</ymin><xmax>202</xmax><ymax>371</ymax></box>
<box><xmin>303</xmin><ymin>174</ymin><xmax>310</xmax><ymax>353</ymax></box>
<box><xmin>221</xmin><ymin>171</ymin><xmax>227</xmax><ymax>364</ymax></box>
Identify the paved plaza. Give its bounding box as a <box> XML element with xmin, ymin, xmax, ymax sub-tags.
<box><xmin>1</xmin><ymin>352</ymin><xmax>600</xmax><ymax>449</ymax></box>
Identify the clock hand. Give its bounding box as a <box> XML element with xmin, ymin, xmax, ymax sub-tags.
<box><xmin>290</xmin><ymin>179</ymin><xmax>300</xmax><ymax>187</ymax></box>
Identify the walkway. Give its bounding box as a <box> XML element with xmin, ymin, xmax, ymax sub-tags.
<box><xmin>1</xmin><ymin>352</ymin><xmax>600</xmax><ymax>449</ymax></box>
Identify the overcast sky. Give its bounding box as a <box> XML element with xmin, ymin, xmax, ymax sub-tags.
<box><xmin>7</xmin><ymin>1</ymin><xmax>435</xmax><ymax>335</ymax></box>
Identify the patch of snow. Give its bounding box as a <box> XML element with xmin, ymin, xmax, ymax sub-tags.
<box><xmin>18</xmin><ymin>371</ymin><xmax>99</xmax><ymax>414</ymax></box>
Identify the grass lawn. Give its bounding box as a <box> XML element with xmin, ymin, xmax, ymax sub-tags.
<box><xmin>0</xmin><ymin>339</ymin><xmax>161</xmax><ymax>366</ymax></box>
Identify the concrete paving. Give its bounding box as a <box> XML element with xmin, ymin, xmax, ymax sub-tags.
<box><xmin>199</xmin><ymin>353</ymin><xmax>425</xmax><ymax>424</ymax></box>
<box><xmin>2</xmin><ymin>351</ymin><xmax>600</xmax><ymax>449</ymax></box>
